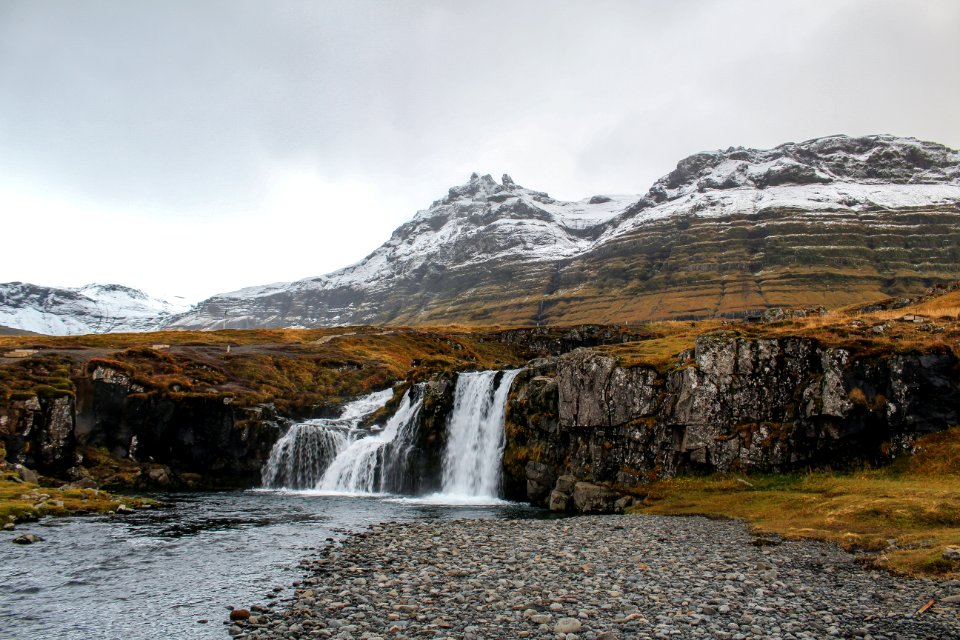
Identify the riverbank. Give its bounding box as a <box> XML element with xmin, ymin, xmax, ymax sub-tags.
<box><xmin>231</xmin><ymin>515</ymin><xmax>960</xmax><ymax>640</ymax></box>
<box><xmin>0</xmin><ymin>465</ymin><xmax>155</xmax><ymax>530</ymax></box>
<box><xmin>629</xmin><ymin>427</ymin><xmax>960</xmax><ymax>578</ymax></box>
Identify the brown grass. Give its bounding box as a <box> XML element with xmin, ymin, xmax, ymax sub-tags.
<box><xmin>0</xmin><ymin>467</ymin><xmax>156</xmax><ymax>523</ymax></box>
<box><xmin>631</xmin><ymin>428</ymin><xmax>960</xmax><ymax>578</ymax></box>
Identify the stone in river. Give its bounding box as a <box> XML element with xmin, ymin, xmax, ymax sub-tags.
<box><xmin>12</xmin><ymin>533</ymin><xmax>43</xmax><ymax>544</ymax></box>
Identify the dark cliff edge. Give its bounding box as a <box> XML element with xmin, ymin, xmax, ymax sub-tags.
<box><xmin>2</xmin><ymin>366</ymin><xmax>283</xmax><ymax>490</ymax></box>
<box><xmin>503</xmin><ymin>333</ymin><xmax>959</xmax><ymax>513</ymax></box>
<box><xmin>1</xmin><ymin>309</ymin><xmax>957</xmax><ymax>497</ymax></box>
<box><xmin>0</xmin><ymin>325</ymin><xmax>645</xmax><ymax>490</ymax></box>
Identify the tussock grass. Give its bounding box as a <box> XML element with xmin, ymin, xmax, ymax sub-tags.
<box><xmin>0</xmin><ymin>467</ymin><xmax>156</xmax><ymax>524</ymax></box>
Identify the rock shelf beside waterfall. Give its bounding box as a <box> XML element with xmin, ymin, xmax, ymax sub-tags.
<box><xmin>227</xmin><ymin>515</ymin><xmax>960</xmax><ymax>640</ymax></box>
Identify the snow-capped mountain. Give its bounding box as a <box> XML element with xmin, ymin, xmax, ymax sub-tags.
<box><xmin>165</xmin><ymin>173</ymin><xmax>642</xmax><ymax>329</ymax></box>
<box><xmin>606</xmin><ymin>133</ymin><xmax>960</xmax><ymax>232</ymax></box>
<box><xmin>169</xmin><ymin>134</ymin><xmax>960</xmax><ymax>329</ymax></box>
<box><xmin>0</xmin><ymin>283</ymin><xmax>189</xmax><ymax>335</ymax></box>
<box><xmin>6</xmin><ymin>134</ymin><xmax>959</xmax><ymax>334</ymax></box>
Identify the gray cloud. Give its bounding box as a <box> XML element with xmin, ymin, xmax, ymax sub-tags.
<box><xmin>0</xmin><ymin>0</ymin><xmax>957</xmax><ymax>299</ymax></box>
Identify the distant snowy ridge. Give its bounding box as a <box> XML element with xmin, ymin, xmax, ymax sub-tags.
<box><xmin>0</xmin><ymin>282</ymin><xmax>190</xmax><ymax>336</ymax></box>
<box><xmin>603</xmin><ymin>134</ymin><xmax>960</xmax><ymax>235</ymax></box>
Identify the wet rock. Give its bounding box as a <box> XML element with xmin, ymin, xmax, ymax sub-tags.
<box><xmin>548</xmin><ymin>489</ymin><xmax>572</xmax><ymax>512</ymax></box>
<box><xmin>15</xmin><ymin>465</ymin><xmax>39</xmax><ymax>485</ymax></box>
<box><xmin>555</xmin><ymin>475</ymin><xmax>578</xmax><ymax>494</ymax></box>
<box><xmin>230</xmin><ymin>609</ymin><xmax>251</xmax><ymax>621</ymax></box>
<box><xmin>60</xmin><ymin>477</ymin><xmax>98</xmax><ymax>490</ymax></box>
<box><xmin>115</xmin><ymin>504</ymin><xmax>136</xmax><ymax>515</ymax></box>
<box><xmin>12</xmin><ymin>533</ymin><xmax>43</xmax><ymax>544</ymax></box>
<box><xmin>146</xmin><ymin>466</ymin><xmax>171</xmax><ymax>486</ymax></box>
<box><xmin>525</xmin><ymin>461</ymin><xmax>556</xmax><ymax>504</ymax></box>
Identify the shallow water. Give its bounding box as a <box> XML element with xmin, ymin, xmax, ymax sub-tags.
<box><xmin>0</xmin><ymin>490</ymin><xmax>542</xmax><ymax>640</ymax></box>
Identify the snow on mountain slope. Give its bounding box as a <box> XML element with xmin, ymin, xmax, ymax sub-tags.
<box><xmin>600</xmin><ymin>134</ymin><xmax>960</xmax><ymax>236</ymax></box>
<box><xmin>169</xmin><ymin>134</ymin><xmax>960</xmax><ymax>329</ymax></box>
<box><xmin>8</xmin><ymin>134</ymin><xmax>959</xmax><ymax>332</ymax></box>
<box><xmin>201</xmin><ymin>173</ymin><xmax>639</xmax><ymax>304</ymax></box>
<box><xmin>0</xmin><ymin>282</ymin><xmax>190</xmax><ymax>335</ymax></box>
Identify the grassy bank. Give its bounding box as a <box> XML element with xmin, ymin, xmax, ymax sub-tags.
<box><xmin>0</xmin><ymin>467</ymin><xmax>156</xmax><ymax>525</ymax></box>
<box><xmin>631</xmin><ymin>428</ymin><xmax>960</xmax><ymax>578</ymax></box>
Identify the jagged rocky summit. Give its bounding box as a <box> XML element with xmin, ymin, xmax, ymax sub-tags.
<box><xmin>3</xmin><ymin>134</ymin><xmax>959</xmax><ymax>335</ymax></box>
<box><xmin>168</xmin><ymin>134</ymin><xmax>960</xmax><ymax>329</ymax></box>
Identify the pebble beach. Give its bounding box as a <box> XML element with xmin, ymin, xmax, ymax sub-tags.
<box><xmin>227</xmin><ymin>514</ymin><xmax>960</xmax><ymax>640</ymax></box>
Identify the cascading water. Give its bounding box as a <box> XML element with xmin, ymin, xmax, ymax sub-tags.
<box><xmin>439</xmin><ymin>369</ymin><xmax>521</xmax><ymax>500</ymax></box>
<box><xmin>319</xmin><ymin>386</ymin><xmax>424</xmax><ymax>494</ymax></box>
<box><xmin>262</xmin><ymin>369</ymin><xmax>519</xmax><ymax>501</ymax></box>
<box><xmin>260</xmin><ymin>388</ymin><xmax>393</xmax><ymax>489</ymax></box>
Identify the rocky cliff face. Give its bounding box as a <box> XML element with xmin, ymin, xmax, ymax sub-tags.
<box><xmin>0</xmin><ymin>393</ymin><xmax>76</xmax><ymax>476</ymax></box>
<box><xmin>171</xmin><ymin>134</ymin><xmax>960</xmax><ymax>328</ymax></box>
<box><xmin>1</xmin><ymin>365</ymin><xmax>283</xmax><ymax>488</ymax></box>
<box><xmin>504</xmin><ymin>334</ymin><xmax>960</xmax><ymax>510</ymax></box>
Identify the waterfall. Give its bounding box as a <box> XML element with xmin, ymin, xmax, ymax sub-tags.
<box><xmin>262</xmin><ymin>369</ymin><xmax>520</xmax><ymax>500</ymax></box>
<box><xmin>318</xmin><ymin>386</ymin><xmax>424</xmax><ymax>494</ymax></box>
<box><xmin>260</xmin><ymin>388</ymin><xmax>393</xmax><ymax>489</ymax></box>
<box><xmin>439</xmin><ymin>369</ymin><xmax>521</xmax><ymax>499</ymax></box>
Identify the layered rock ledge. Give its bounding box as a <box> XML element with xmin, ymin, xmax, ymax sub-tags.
<box><xmin>228</xmin><ymin>515</ymin><xmax>960</xmax><ymax>640</ymax></box>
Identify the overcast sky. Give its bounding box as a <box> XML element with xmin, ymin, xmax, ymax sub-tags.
<box><xmin>1</xmin><ymin>0</ymin><xmax>958</xmax><ymax>303</ymax></box>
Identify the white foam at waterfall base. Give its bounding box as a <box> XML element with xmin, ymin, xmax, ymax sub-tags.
<box><xmin>316</xmin><ymin>388</ymin><xmax>424</xmax><ymax>495</ymax></box>
<box><xmin>259</xmin><ymin>388</ymin><xmax>394</xmax><ymax>489</ymax></box>
<box><xmin>402</xmin><ymin>369</ymin><xmax>521</xmax><ymax>506</ymax></box>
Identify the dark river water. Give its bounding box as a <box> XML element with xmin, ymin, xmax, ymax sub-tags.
<box><xmin>0</xmin><ymin>491</ymin><xmax>543</xmax><ymax>640</ymax></box>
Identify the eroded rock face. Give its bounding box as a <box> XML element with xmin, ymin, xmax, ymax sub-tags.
<box><xmin>0</xmin><ymin>393</ymin><xmax>76</xmax><ymax>475</ymax></box>
<box><xmin>504</xmin><ymin>334</ymin><xmax>960</xmax><ymax>508</ymax></box>
<box><xmin>0</xmin><ymin>366</ymin><xmax>286</xmax><ymax>488</ymax></box>
<box><xmin>557</xmin><ymin>350</ymin><xmax>658</xmax><ymax>428</ymax></box>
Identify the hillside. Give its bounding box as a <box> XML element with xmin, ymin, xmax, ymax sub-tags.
<box><xmin>170</xmin><ymin>134</ymin><xmax>960</xmax><ymax>329</ymax></box>
<box><xmin>2</xmin><ymin>135</ymin><xmax>959</xmax><ymax>335</ymax></box>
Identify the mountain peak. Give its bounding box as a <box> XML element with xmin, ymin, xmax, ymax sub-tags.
<box><xmin>0</xmin><ymin>281</ymin><xmax>187</xmax><ymax>335</ymax></box>
<box><xmin>647</xmin><ymin>134</ymin><xmax>960</xmax><ymax>204</ymax></box>
<box><xmin>443</xmin><ymin>172</ymin><xmax>502</xmax><ymax>203</ymax></box>
<box><xmin>14</xmin><ymin>133</ymin><xmax>959</xmax><ymax>333</ymax></box>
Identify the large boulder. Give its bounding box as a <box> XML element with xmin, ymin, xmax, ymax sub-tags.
<box><xmin>572</xmin><ymin>482</ymin><xmax>621</xmax><ymax>514</ymax></box>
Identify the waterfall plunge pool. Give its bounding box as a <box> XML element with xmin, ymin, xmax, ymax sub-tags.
<box><xmin>1</xmin><ymin>490</ymin><xmax>548</xmax><ymax>640</ymax></box>
<box><xmin>4</xmin><ymin>369</ymin><xmax>541</xmax><ymax>639</ymax></box>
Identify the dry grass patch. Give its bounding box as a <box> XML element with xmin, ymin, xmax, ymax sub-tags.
<box><xmin>0</xmin><ymin>467</ymin><xmax>156</xmax><ymax>524</ymax></box>
<box><xmin>632</xmin><ymin>427</ymin><xmax>960</xmax><ymax>578</ymax></box>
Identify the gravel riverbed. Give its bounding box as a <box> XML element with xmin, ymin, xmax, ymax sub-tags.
<box><xmin>227</xmin><ymin>514</ymin><xmax>960</xmax><ymax>640</ymax></box>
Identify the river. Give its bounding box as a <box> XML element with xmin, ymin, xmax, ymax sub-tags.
<box><xmin>1</xmin><ymin>491</ymin><xmax>542</xmax><ymax>640</ymax></box>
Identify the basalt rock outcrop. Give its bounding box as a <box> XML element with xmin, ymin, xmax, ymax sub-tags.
<box><xmin>0</xmin><ymin>393</ymin><xmax>76</xmax><ymax>476</ymax></box>
<box><xmin>1</xmin><ymin>365</ymin><xmax>283</xmax><ymax>488</ymax></box>
<box><xmin>504</xmin><ymin>333</ymin><xmax>960</xmax><ymax>510</ymax></box>
<box><xmin>374</xmin><ymin>379</ymin><xmax>451</xmax><ymax>496</ymax></box>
